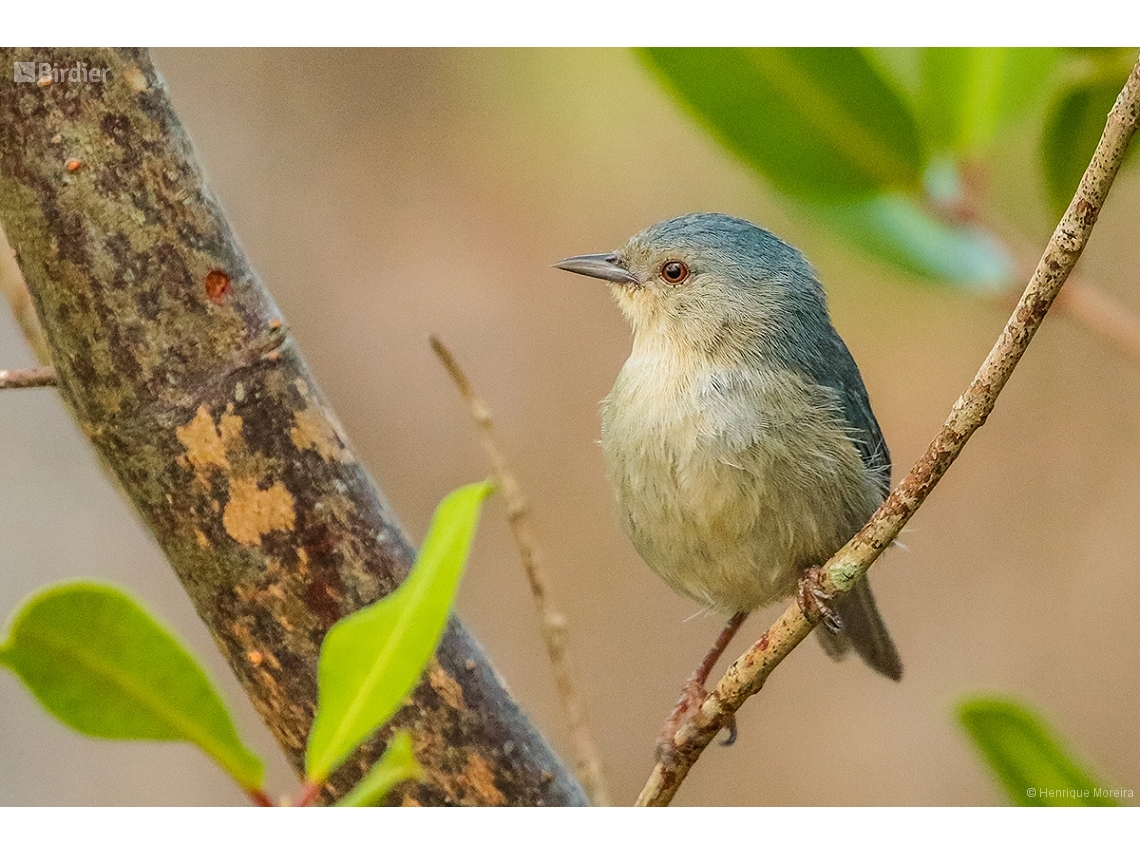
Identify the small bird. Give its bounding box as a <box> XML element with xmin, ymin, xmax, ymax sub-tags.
<box><xmin>556</xmin><ymin>213</ymin><xmax>901</xmax><ymax>747</ymax></box>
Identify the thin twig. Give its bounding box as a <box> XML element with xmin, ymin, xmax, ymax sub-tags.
<box><xmin>429</xmin><ymin>335</ymin><xmax>610</xmax><ymax>806</ymax></box>
<box><xmin>1055</xmin><ymin>279</ymin><xmax>1140</xmax><ymax>364</ymax></box>
<box><xmin>0</xmin><ymin>366</ymin><xmax>56</xmax><ymax>390</ymax></box>
<box><xmin>637</xmin><ymin>53</ymin><xmax>1140</xmax><ymax>808</ymax></box>
<box><xmin>975</xmin><ymin>214</ymin><xmax>1140</xmax><ymax>367</ymax></box>
<box><xmin>0</xmin><ymin>225</ymin><xmax>52</xmax><ymax>364</ymax></box>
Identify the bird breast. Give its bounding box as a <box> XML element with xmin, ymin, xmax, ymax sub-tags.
<box><xmin>600</xmin><ymin>343</ymin><xmax>878</xmax><ymax>614</ymax></box>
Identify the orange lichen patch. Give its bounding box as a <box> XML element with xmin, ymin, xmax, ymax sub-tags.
<box><xmin>123</xmin><ymin>65</ymin><xmax>148</xmax><ymax>92</ymax></box>
<box><xmin>65</xmin><ymin>158</ymin><xmax>81</xmax><ymax>172</ymax></box>
<box><xmin>458</xmin><ymin>753</ymin><xmax>506</xmax><ymax>806</ymax></box>
<box><xmin>223</xmin><ymin>477</ymin><xmax>296</xmax><ymax>546</ymax></box>
<box><xmin>427</xmin><ymin>662</ymin><xmax>466</xmax><ymax>710</ymax></box>
<box><xmin>204</xmin><ymin>269</ymin><xmax>231</xmax><ymax>304</ymax></box>
<box><xmin>247</xmin><ymin>650</ymin><xmax>264</xmax><ymax>666</ymax></box>
<box><xmin>177</xmin><ymin>406</ymin><xmax>228</xmax><ymax>469</ymax></box>
<box><xmin>289</xmin><ymin>404</ymin><xmax>352</xmax><ymax>463</ymax></box>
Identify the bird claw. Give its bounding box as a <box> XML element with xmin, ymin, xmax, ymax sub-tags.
<box><xmin>797</xmin><ymin>565</ymin><xmax>844</xmax><ymax>634</ymax></box>
<box><xmin>719</xmin><ymin>716</ymin><xmax>738</xmax><ymax>747</ymax></box>
<box><xmin>656</xmin><ymin>677</ymin><xmax>738</xmax><ymax>761</ymax></box>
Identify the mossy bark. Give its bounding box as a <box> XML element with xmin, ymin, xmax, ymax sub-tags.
<box><xmin>0</xmin><ymin>47</ymin><xmax>585</xmax><ymax>806</ymax></box>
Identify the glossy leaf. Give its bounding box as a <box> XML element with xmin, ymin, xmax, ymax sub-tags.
<box><xmin>305</xmin><ymin>480</ymin><xmax>494</xmax><ymax>783</ymax></box>
<box><xmin>919</xmin><ymin>48</ymin><xmax>1061</xmax><ymax>154</ymax></box>
<box><xmin>0</xmin><ymin>581</ymin><xmax>264</xmax><ymax>790</ymax></box>
<box><xmin>958</xmin><ymin>697</ymin><xmax>1116</xmax><ymax>806</ymax></box>
<box><xmin>1042</xmin><ymin>75</ymin><xmax>1137</xmax><ymax>219</ymax></box>
<box><xmin>807</xmin><ymin>193</ymin><xmax>1014</xmax><ymax>291</ymax></box>
<box><xmin>334</xmin><ymin>731</ymin><xmax>422</xmax><ymax>807</ymax></box>
<box><xmin>640</xmin><ymin>48</ymin><xmax>924</xmax><ymax>201</ymax></box>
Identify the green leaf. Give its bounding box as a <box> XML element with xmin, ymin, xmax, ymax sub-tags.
<box><xmin>305</xmin><ymin>480</ymin><xmax>494</xmax><ymax>783</ymax></box>
<box><xmin>640</xmin><ymin>48</ymin><xmax>924</xmax><ymax>201</ymax></box>
<box><xmin>807</xmin><ymin>193</ymin><xmax>1015</xmax><ymax>291</ymax></box>
<box><xmin>0</xmin><ymin>581</ymin><xmax>264</xmax><ymax>790</ymax></box>
<box><xmin>1042</xmin><ymin>75</ymin><xmax>1137</xmax><ymax>220</ymax></box>
<box><xmin>919</xmin><ymin>48</ymin><xmax>1062</xmax><ymax>155</ymax></box>
<box><xmin>958</xmin><ymin>697</ymin><xmax>1117</xmax><ymax>806</ymax></box>
<box><xmin>334</xmin><ymin>731</ymin><xmax>422</xmax><ymax>807</ymax></box>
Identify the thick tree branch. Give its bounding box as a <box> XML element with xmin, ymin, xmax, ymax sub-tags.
<box><xmin>0</xmin><ymin>48</ymin><xmax>584</xmax><ymax>806</ymax></box>
<box><xmin>637</xmin><ymin>54</ymin><xmax>1140</xmax><ymax>807</ymax></box>
<box><xmin>430</xmin><ymin>335</ymin><xmax>610</xmax><ymax>806</ymax></box>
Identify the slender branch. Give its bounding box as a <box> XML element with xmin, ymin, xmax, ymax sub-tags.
<box><xmin>430</xmin><ymin>334</ymin><xmax>611</xmax><ymax>806</ymax></box>
<box><xmin>1054</xmin><ymin>279</ymin><xmax>1140</xmax><ymax>364</ymax></box>
<box><xmin>0</xmin><ymin>366</ymin><xmax>57</xmax><ymax>390</ymax></box>
<box><xmin>637</xmin><ymin>53</ymin><xmax>1140</xmax><ymax>807</ymax></box>
<box><xmin>972</xmin><ymin>208</ymin><xmax>1140</xmax><ymax>367</ymax></box>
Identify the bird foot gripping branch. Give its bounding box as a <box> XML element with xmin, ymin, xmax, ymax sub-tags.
<box><xmin>796</xmin><ymin>565</ymin><xmax>843</xmax><ymax>634</ymax></box>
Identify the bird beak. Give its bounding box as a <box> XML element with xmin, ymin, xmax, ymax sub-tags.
<box><xmin>553</xmin><ymin>253</ymin><xmax>640</xmax><ymax>286</ymax></box>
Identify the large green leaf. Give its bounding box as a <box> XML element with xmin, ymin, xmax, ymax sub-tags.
<box><xmin>0</xmin><ymin>581</ymin><xmax>264</xmax><ymax>790</ymax></box>
<box><xmin>807</xmin><ymin>193</ymin><xmax>1014</xmax><ymax>291</ymax></box>
<box><xmin>919</xmin><ymin>48</ymin><xmax>1061</xmax><ymax>155</ymax></box>
<box><xmin>334</xmin><ymin>731</ymin><xmax>422</xmax><ymax>807</ymax></box>
<box><xmin>305</xmin><ymin>480</ymin><xmax>494</xmax><ymax>783</ymax></box>
<box><xmin>958</xmin><ymin>697</ymin><xmax>1117</xmax><ymax>806</ymax></box>
<box><xmin>640</xmin><ymin>48</ymin><xmax>924</xmax><ymax>201</ymax></box>
<box><xmin>1042</xmin><ymin>74</ymin><xmax>1137</xmax><ymax>220</ymax></box>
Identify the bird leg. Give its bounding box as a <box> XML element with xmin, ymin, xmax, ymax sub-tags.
<box><xmin>797</xmin><ymin>564</ymin><xmax>844</xmax><ymax>634</ymax></box>
<box><xmin>656</xmin><ymin>610</ymin><xmax>748</xmax><ymax>760</ymax></box>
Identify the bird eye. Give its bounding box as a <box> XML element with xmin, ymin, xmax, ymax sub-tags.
<box><xmin>660</xmin><ymin>260</ymin><xmax>689</xmax><ymax>283</ymax></box>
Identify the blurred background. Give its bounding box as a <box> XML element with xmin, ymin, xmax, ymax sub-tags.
<box><xmin>2</xmin><ymin>48</ymin><xmax>1139</xmax><ymax>806</ymax></box>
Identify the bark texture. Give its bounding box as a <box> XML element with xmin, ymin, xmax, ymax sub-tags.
<box><xmin>0</xmin><ymin>47</ymin><xmax>585</xmax><ymax>806</ymax></box>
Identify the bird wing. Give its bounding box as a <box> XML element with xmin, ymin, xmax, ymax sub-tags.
<box><xmin>802</xmin><ymin>329</ymin><xmax>892</xmax><ymax>499</ymax></box>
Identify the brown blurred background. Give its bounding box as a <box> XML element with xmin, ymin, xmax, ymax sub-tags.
<box><xmin>2</xmin><ymin>48</ymin><xmax>1139</xmax><ymax>806</ymax></box>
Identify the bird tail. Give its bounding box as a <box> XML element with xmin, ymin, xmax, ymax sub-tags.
<box><xmin>815</xmin><ymin>575</ymin><xmax>902</xmax><ymax>681</ymax></box>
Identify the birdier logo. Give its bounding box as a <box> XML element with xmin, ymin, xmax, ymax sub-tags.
<box><xmin>13</xmin><ymin>61</ymin><xmax>110</xmax><ymax>84</ymax></box>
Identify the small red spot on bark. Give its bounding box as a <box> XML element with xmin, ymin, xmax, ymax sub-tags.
<box><xmin>205</xmin><ymin>269</ymin><xmax>231</xmax><ymax>304</ymax></box>
<box><xmin>65</xmin><ymin>159</ymin><xmax>81</xmax><ymax>172</ymax></box>
<box><xmin>758</xmin><ymin>633</ymin><xmax>769</xmax><ymax>651</ymax></box>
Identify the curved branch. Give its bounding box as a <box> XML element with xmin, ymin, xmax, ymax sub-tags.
<box><xmin>638</xmin><ymin>53</ymin><xmax>1140</xmax><ymax>807</ymax></box>
<box><xmin>0</xmin><ymin>48</ymin><xmax>584</xmax><ymax>806</ymax></box>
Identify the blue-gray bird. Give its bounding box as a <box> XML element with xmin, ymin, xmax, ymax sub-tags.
<box><xmin>556</xmin><ymin>213</ymin><xmax>901</xmax><ymax>741</ymax></box>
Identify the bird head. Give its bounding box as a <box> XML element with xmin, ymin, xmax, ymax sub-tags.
<box><xmin>555</xmin><ymin>212</ymin><xmax>824</xmax><ymax>360</ymax></box>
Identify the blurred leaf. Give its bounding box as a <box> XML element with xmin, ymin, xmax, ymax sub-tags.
<box><xmin>334</xmin><ymin>731</ymin><xmax>422</xmax><ymax>807</ymax></box>
<box><xmin>919</xmin><ymin>48</ymin><xmax>1062</xmax><ymax>154</ymax></box>
<box><xmin>640</xmin><ymin>48</ymin><xmax>924</xmax><ymax>201</ymax></box>
<box><xmin>958</xmin><ymin>697</ymin><xmax>1117</xmax><ymax>806</ymax></box>
<box><xmin>807</xmin><ymin>193</ymin><xmax>1014</xmax><ymax>291</ymax></box>
<box><xmin>0</xmin><ymin>581</ymin><xmax>264</xmax><ymax>790</ymax></box>
<box><xmin>1042</xmin><ymin>75</ymin><xmax>1138</xmax><ymax>219</ymax></box>
<box><xmin>864</xmin><ymin>47</ymin><xmax>923</xmax><ymax>105</ymax></box>
<box><xmin>305</xmin><ymin>480</ymin><xmax>494</xmax><ymax>783</ymax></box>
